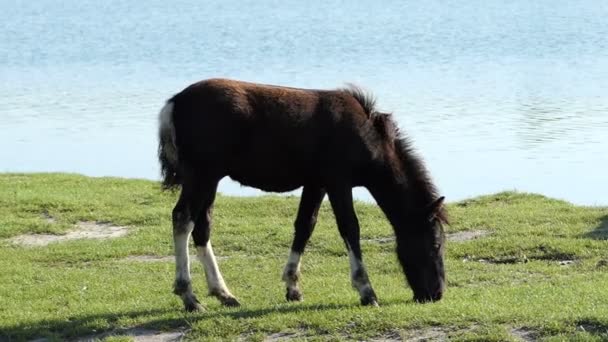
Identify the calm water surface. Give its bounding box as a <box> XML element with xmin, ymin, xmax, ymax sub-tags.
<box><xmin>2</xmin><ymin>0</ymin><xmax>607</xmax><ymax>205</ymax></box>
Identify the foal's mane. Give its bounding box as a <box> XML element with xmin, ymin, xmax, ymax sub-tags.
<box><xmin>341</xmin><ymin>85</ymin><xmax>449</xmax><ymax>224</ymax></box>
<box><xmin>341</xmin><ymin>84</ymin><xmax>377</xmax><ymax>118</ymax></box>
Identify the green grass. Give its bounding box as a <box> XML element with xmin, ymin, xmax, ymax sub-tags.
<box><xmin>1</xmin><ymin>173</ymin><xmax>607</xmax><ymax>341</ymax></box>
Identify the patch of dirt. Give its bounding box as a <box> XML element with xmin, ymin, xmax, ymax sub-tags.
<box><xmin>237</xmin><ymin>331</ymin><xmax>304</xmax><ymax>341</ymax></box>
<box><xmin>510</xmin><ymin>327</ymin><xmax>537</xmax><ymax>341</ymax></box>
<box><xmin>404</xmin><ymin>327</ymin><xmax>448</xmax><ymax>342</ymax></box>
<box><xmin>462</xmin><ymin>251</ymin><xmax>577</xmax><ymax>265</ymax></box>
<box><xmin>127</xmin><ymin>328</ymin><xmax>184</xmax><ymax>342</ymax></box>
<box><xmin>362</xmin><ymin>237</ymin><xmax>395</xmax><ymax>244</ymax></box>
<box><xmin>76</xmin><ymin>328</ymin><xmax>185</xmax><ymax>342</ymax></box>
<box><xmin>470</xmin><ymin>256</ymin><xmax>526</xmax><ymax>264</ymax></box>
<box><xmin>8</xmin><ymin>221</ymin><xmax>129</xmax><ymax>247</ymax></box>
<box><xmin>263</xmin><ymin>332</ymin><xmax>301</xmax><ymax>341</ymax></box>
<box><xmin>364</xmin><ymin>230</ymin><xmax>491</xmax><ymax>245</ymax></box>
<box><xmin>32</xmin><ymin>328</ymin><xmax>185</xmax><ymax>342</ymax></box>
<box><xmin>122</xmin><ymin>255</ymin><xmax>229</xmax><ymax>262</ymax></box>
<box><xmin>447</xmin><ymin>230</ymin><xmax>490</xmax><ymax>242</ymax></box>
<box><xmin>370</xmin><ymin>330</ymin><xmax>402</xmax><ymax>341</ymax></box>
<box><xmin>122</xmin><ymin>255</ymin><xmax>176</xmax><ymax>263</ymax></box>
<box><xmin>244</xmin><ymin>330</ymin><xmax>403</xmax><ymax>342</ymax></box>
<box><xmin>576</xmin><ymin>320</ymin><xmax>608</xmax><ymax>335</ymax></box>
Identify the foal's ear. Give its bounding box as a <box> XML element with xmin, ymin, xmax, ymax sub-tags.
<box><xmin>426</xmin><ymin>196</ymin><xmax>446</xmax><ymax>221</ymax></box>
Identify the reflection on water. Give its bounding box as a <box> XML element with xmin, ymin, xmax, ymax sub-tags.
<box><xmin>1</xmin><ymin>0</ymin><xmax>607</xmax><ymax>205</ymax></box>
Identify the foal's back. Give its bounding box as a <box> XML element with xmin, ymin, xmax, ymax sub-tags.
<box><xmin>170</xmin><ymin>79</ymin><xmax>373</xmax><ymax>191</ymax></box>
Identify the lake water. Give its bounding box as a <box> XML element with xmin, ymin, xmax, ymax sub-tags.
<box><xmin>2</xmin><ymin>0</ymin><xmax>607</xmax><ymax>205</ymax></box>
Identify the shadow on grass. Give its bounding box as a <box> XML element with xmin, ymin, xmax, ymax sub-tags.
<box><xmin>0</xmin><ymin>302</ymin><xmax>355</xmax><ymax>341</ymax></box>
<box><xmin>583</xmin><ymin>215</ymin><xmax>608</xmax><ymax>240</ymax></box>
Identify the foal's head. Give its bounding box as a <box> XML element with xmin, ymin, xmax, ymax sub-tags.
<box><xmin>347</xmin><ymin>89</ymin><xmax>448</xmax><ymax>303</ymax></box>
<box><xmin>396</xmin><ymin>197</ymin><xmax>447</xmax><ymax>303</ymax></box>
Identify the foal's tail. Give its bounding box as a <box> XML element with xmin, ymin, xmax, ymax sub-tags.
<box><xmin>158</xmin><ymin>99</ymin><xmax>181</xmax><ymax>190</ymax></box>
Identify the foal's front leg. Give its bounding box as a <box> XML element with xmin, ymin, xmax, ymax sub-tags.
<box><xmin>282</xmin><ymin>186</ymin><xmax>325</xmax><ymax>301</ymax></box>
<box><xmin>327</xmin><ymin>185</ymin><xmax>378</xmax><ymax>306</ymax></box>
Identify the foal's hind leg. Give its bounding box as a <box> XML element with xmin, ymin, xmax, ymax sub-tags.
<box><xmin>327</xmin><ymin>185</ymin><xmax>379</xmax><ymax>306</ymax></box>
<box><xmin>172</xmin><ymin>183</ymin><xmax>206</xmax><ymax>311</ymax></box>
<box><xmin>282</xmin><ymin>186</ymin><xmax>325</xmax><ymax>301</ymax></box>
<box><xmin>191</xmin><ymin>180</ymin><xmax>240</xmax><ymax>307</ymax></box>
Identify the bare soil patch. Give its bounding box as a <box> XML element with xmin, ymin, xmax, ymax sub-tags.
<box><xmin>510</xmin><ymin>327</ymin><xmax>537</xmax><ymax>341</ymax></box>
<box><xmin>122</xmin><ymin>255</ymin><xmax>176</xmax><ymax>263</ymax></box>
<box><xmin>465</xmin><ymin>257</ymin><xmax>578</xmax><ymax>266</ymax></box>
<box><xmin>9</xmin><ymin>221</ymin><xmax>129</xmax><ymax>247</ymax></box>
<box><xmin>76</xmin><ymin>328</ymin><xmax>185</xmax><ymax>342</ymax></box>
<box><xmin>123</xmin><ymin>328</ymin><xmax>184</xmax><ymax>342</ymax></box>
<box><xmin>263</xmin><ymin>332</ymin><xmax>301</xmax><ymax>341</ymax></box>
<box><xmin>121</xmin><ymin>255</ymin><xmax>229</xmax><ymax>263</ymax></box>
<box><xmin>362</xmin><ymin>237</ymin><xmax>395</xmax><ymax>244</ymax></box>
<box><xmin>576</xmin><ymin>320</ymin><xmax>608</xmax><ymax>335</ymax></box>
<box><xmin>369</xmin><ymin>330</ymin><xmax>402</xmax><ymax>341</ymax></box>
<box><xmin>403</xmin><ymin>327</ymin><xmax>448</xmax><ymax>341</ymax></box>
<box><xmin>447</xmin><ymin>230</ymin><xmax>491</xmax><ymax>242</ymax></box>
<box><xmin>363</xmin><ymin>230</ymin><xmax>491</xmax><ymax>245</ymax></box>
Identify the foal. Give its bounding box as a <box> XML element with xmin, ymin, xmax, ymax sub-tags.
<box><xmin>158</xmin><ymin>78</ymin><xmax>447</xmax><ymax>311</ymax></box>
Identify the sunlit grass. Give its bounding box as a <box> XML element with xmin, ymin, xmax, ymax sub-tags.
<box><xmin>1</xmin><ymin>173</ymin><xmax>607</xmax><ymax>341</ymax></box>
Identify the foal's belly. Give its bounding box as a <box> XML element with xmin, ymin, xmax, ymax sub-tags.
<box><xmin>226</xmin><ymin>160</ymin><xmax>310</xmax><ymax>193</ymax></box>
<box><xmin>228</xmin><ymin>170</ymin><xmax>304</xmax><ymax>193</ymax></box>
<box><xmin>224</xmin><ymin>127</ymin><xmax>320</xmax><ymax>192</ymax></box>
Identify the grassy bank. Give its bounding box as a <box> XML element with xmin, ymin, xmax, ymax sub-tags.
<box><xmin>0</xmin><ymin>173</ymin><xmax>607</xmax><ymax>341</ymax></box>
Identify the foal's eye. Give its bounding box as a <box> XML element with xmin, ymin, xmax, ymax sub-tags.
<box><xmin>433</xmin><ymin>243</ymin><xmax>441</xmax><ymax>250</ymax></box>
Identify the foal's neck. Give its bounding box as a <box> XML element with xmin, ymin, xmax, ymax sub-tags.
<box><xmin>365</xmin><ymin>161</ymin><xmax>437</xmax><ymax>234</ymax></box>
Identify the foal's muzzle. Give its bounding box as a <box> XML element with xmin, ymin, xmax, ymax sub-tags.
<box><xmin>414</xmin><ymin>287</ymin><xmax>444</xmax><ymax>303</ymax></box>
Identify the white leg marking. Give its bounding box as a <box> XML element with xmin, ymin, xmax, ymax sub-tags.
<box><xmin>282</xmin><ymin>251</ymin><xmax>301</xmax><ymax>282</ymax></box>
<box><xmin>174</xmin><ymin>221</ymin><xmax>194</xmax><ymax>286</ymax></box>
<box><xmin>345</xmin><ymin>243</ymin><xmax>377</xmax><ymax>305</ymax></box>
<box><xmin>282</xmin><ymin>251</ymin><xmax>303</xmax><ymax>300</ymax></box>
<box><xmin>347</xmin><ymin>246</ymin><xmax>372</xmax><ymax>293</ymax></box>
<box><xmin>197</xmin><ymin>242</ymin><xmax>232</xmax><ymax>297</ymax></box>
<box><xmin>174</xmin><ymin>221</ymin><xmax>202</xmax><ymax>310</ymax></box>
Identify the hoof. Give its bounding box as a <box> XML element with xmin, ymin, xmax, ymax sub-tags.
<box><xmin>184</xmin><ymin>301</ymin><xmax>204</xmax><ymax>312</ymax></box>
<box><xmin>360</xmin><ymin>287</ymin><xmax>378</xmax><ymax>306</ymax></box>
<box><xmin>220</xmin><ymin>296</ymin><xmax>241</xmax><ymax>307</ymax></box>
<box><xmin>286</xmin><ymin>288</ymin><xmax>303</xmax><ymax>302</ymax></box>
<box><xmin>361</xmin><ymin>293</ymin><xmax>379</xmax><ymax>307</ymax></box>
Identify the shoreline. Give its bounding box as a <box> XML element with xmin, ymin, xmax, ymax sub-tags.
<box><xmin>1</xmin><ymin>172</ymin><xmax>606</xmax><ymax>208</ymax></box>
